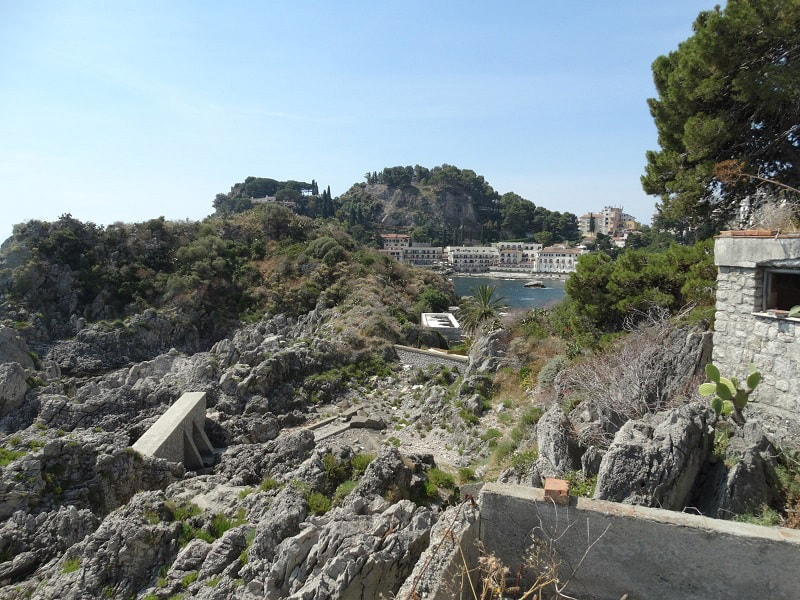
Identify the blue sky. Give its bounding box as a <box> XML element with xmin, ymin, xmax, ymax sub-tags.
<box><xmin>1</xmin><ymin>1</ymin><xmax>715</xmax><ymax>241</ymax></box>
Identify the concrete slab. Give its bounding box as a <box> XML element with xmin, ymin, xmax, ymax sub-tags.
<box><xmin>132</xmin><ymin>391</ymin><xmax>214</xmax><ymax>469</ymax></box>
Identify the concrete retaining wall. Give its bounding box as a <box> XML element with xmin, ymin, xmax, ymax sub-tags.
<box><xmin>400</xmin><ymin>483</ymin><xmax>800</xmax><ymax>600</ymax></box>
<box><xmin>132</xmin><ymin>391</ymin><xmax>214</xmax><ymax>469</ymax></box>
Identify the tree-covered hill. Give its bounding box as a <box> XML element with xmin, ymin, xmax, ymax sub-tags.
<box><xmin>340</xmin><ymin>164</ymin><xmax>580</xmax><ymax>246</ymax></box>
<box><xmin>0</xmin><ymin>206</ymin><xmax>455</xmax><ymax>364</ymax></box>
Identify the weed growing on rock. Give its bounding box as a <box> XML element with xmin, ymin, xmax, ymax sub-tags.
<box><xmin>510</xmin><ymin>446</ymin><xmax>539</xmax><ymax>471</ymax></box>
<box><xmin>180</xmin><ymin>571</ymin><xmax>198</xmax><ymax>588</ymax></box>
<box><xmin>61</xmin><ymin>557</ymin><xmax>80</xmax><ymax>574</ymax></box>
<box><xmin>307</xmin><ymin>491</ymin><xmax>332</xmax><ymax>515</ymax></box>
<box><xmin>563</xmin><ymin>471</ymin><xmax>597</xmax><ymax>498</ymax></box>
<box><xmin>333</xmin><ymin>480</ymin><xmax>357</xmax><ymax>505</ymax></box>
<box><xmin>0</xmin><ymin>447</ymin><xmax>27</xmax><ymax>466</ymax></box>
<box><xmin>351</xmin><ymin>452</ymin><xmax>375</xmax><ymax>476</ymax></box>
<box><xmin>259</xmin><ymin>476</ymin><xmax>280</xmax><ymax>492</ymax></box>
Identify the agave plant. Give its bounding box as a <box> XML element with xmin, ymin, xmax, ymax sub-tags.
<box><xmin>699</xmin><ymin>363</ymin><xmax>761</xmax><ymax>426</ymax></box>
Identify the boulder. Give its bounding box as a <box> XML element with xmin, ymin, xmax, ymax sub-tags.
<box><xmin>466</xmin><ymin>330</ymin><xmax>505</xmax><ymax>375</ymax></box>
<box><xmin>536</xmin><ymin>404</ymin><xmax>582</xmax><ymax>474</ymax></box>
<box><xmin>0</xmin><ymin>326</ymin><xmax>34</xmax><ymax>369</ymax></box>
<box><xmin>0</xmin><ymin>362</ymin><xmax>29</xmax><ymax>417</ymax></box>
<box><xmin>695</xmin><ymin>422</ymin><xmax>780</xmax><ymax>518</ymax></box>
<box><xmin>593</xmin><ymin>402</ymin><xmax>714</xmax><ymax>510</ymax></box>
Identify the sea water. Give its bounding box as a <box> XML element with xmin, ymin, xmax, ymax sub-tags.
<box><xmin>450</xmin><ymin>275</ymin><xmax>566</xmax><ymax>311</ymax></box>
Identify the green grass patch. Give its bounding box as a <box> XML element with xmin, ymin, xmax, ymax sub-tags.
<box><xmin>260</xmin><ymin>476</ymin><xmax>280</xmax><ymax>492</ymax></box>
<box><xmin>563</xmin><ymin>471</ymin><xmax>597</xmax><ymax>498</ymax></box>
<box><xmin>181</xmin><ymin>571</ymin><xmax>198</xmax><ymax>588</ymax></box>
<box><xmin>0</xmin><ymin>447</ymin><xmax>27</xmax><ymax>466</ymax></box>
<box><xmin>458</xmin><ymin>467</ymin><xmax>476</xmax><ymax>483</ymax></box>
<box><xmin>427</xmin><ymin>468</ymin><xmax>455</xmax><ymax>489</ymax></box>
<box><xmin>61</xmin><ymin>557</ymin><xmax>80</xmax><ymax>573</ymax></box>
<box><xmin>734</xmin><ymin>505</ymin><xmax>782</xmax><ymax>527</ymax></box>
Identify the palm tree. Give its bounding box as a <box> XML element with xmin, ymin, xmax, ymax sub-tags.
<box><xmin>458</xmin><ymin>284</ymin><xmax>508</xmax><ymax>336</ymax></box>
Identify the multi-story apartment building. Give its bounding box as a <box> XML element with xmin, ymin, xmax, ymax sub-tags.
<box><xmin>402</xmin><ymin>244</ymin><xmax>442</xmax><ymax>266</ymax></box>
<box><xmin>379</xmin><ymin>234</ymin><xmax>411</xmax><ymax>261</ymax></box>
<box><xmin>579</xmin><ymin>206</ymin><xmax>636</xmax><ymax>237</ymax></box>
<box><xmin>379</xmin><ymin>234</ymin><xmax>442</xmax><ymax>266</ymax></box>
<box><xmin>445</xmin><ymin>243</ymin><xmax>584</xmax><ymax>273</ymax></box>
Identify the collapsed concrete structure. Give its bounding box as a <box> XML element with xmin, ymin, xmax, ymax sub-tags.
<box><xmin>131</xmin><ymin>391</ymin><xmax>215</xmax><ymax>469</ymax></box>
<box><xmin>400</xmin><ymin>483</ymin><xmax>800</xmax><ymax>600</ymax></box>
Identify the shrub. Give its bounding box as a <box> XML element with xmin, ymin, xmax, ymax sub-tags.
<box><xmin>563</xmin><ymin>471</ymin><xmax>597</xmax><ymax>498</ymax></box>
<box><xmin>0</xmin><ymin>447</ymin><xmax>27</xmax><ymax>466</ymax></box>
<box><xmin>333</xmin><ymin>480</ymin><xmax>357</xmax><ymax>505</ymax></box>
<box><xmin>181</xmin><ymin>571</ymin><xmax>198</xmax><ymax>588</ymax></box>
<box><xmin>351</xmin><ymin>453</ymin><xmax>375</xmax><ymax>477</ymax></box>
<box><xmin>458</xmin><ymin>467</ymin><xmax>476</xmax><ymax>483</ymax></box>
<box><xmin>510</xmin><ymin>446</ymin><xmax>539</xmax><ymax>471</ymax></box>
<box><xmin>480</xmin><ymin>429</ymin><xmax>502</xmax><ymax>447</ymax></box>
<box><xmin>493</xmin><ymin>439</ymin><xmax>519</xmax><ymax>463</ymax></box>
<box><xmin>536</xmin><ymin>355</ymin><xmax>569</xmax><ymax>387</ymax></box>
<box><xmin>307</xmin><ymin>491</ymin><xmax>332</xmax><ymax>515</ymax></box>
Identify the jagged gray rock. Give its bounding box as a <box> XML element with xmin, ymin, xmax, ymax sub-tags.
<box><xmin>0</xmin><ymin>431</ymin><xmax>182</xmax><ymax>520</ymax></box>
<box><xmin>536</xmin><ymin>404</ymin><xmax>582</xmax><ymax>474</ymax></box>
<box><xmin>30</xmin><ymin>491</ymin><xmax>181</xmax><ymax>600</ymax></box>
<box><xmin>47</xmin><ymin>309</ymin><xmax>203</xmax><ymax>375</ymax></box>
<box><xmin>0</xmin><ymin>505</ymin><xmax>99</xmax><ymax>582</ymax></box>
<box><xmin>0</xmin><ymin>362</ymin><xmax>29</xmax><ymax>418</ymax></box>
<box><xmin>0</xmin><ymin>326</ymin><xmax>34</xmax><ymax>369</ymax></box>
<box><xmin>695</xmin><ymin>422</ymin><xmax>780</xmax><ymax>518</ymax></box>
<box><xmin>260</xmin><ymin>500</ymin><xmax>433</xmax><ymax>600</ymax></box>
<box><xmin>466</xmin><ymin>330</ymin><xmax>505</xmax><ymax>375</ymax></box>
<box><xmin>198</xmin><ymin>525</ymin><xmax>249</xmax><ymax>579</ymax></box>
<box><xmin>215</xmin><ymin>429</ymin><xmax>316</xmax><ymax>486</ymax></box>
<box><xmin>593</xmin><ymin>402</ymin><xmax>714</xmax><ymax>510</ymax></box>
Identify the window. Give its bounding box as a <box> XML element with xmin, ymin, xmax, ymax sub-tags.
<box><xmin>763</xmin><ymin>269</ymin><xmax>800</xmax><ymax>312</ymax></box>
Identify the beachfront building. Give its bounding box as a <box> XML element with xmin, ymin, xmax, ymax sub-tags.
<box><xmin>445</xmin><ymin>243</ymin><xmax>584</xmax><ymax>274</ymax></box>
<box><xmin>403</xmin><ymin>244</ymin><xmax>442</xmax><ymax>266</ymax></box>
<box><xmin>379</xmin><ymin>234</ymin><xmax>443</xmax><ymax>266</ymax></box>
<box><xmin>445</xmin><ymin>246</ymin><xmax>498</xmax><ymax>272</ymax></box>
<box><xmin>493</xmin><ymin>242</ymin><xmax>542</xmax><ymax>266</ymax></box>
<box><xmin>534</xmin><ymin>246</ymin><xmax>584</xmax><ymax>273</ymax></box>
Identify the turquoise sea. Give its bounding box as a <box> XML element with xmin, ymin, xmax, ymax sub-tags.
<box><xmin>450</xmin><ymin>275</ymin><xmax>566</xmax><ymax>311</ymax></box>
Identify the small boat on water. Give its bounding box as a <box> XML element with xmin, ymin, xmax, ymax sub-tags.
<box><xmin>523</xmin><ymin>279</ymin><xmax>546</xmax><ymax>288</ymax></box>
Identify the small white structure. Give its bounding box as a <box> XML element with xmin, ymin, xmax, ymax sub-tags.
<box><xmin>421</xmin><ymin>312</ymin><xmax>461</xmax><ymax>342</ymax></box>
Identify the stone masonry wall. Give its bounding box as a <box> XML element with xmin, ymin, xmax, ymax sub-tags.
<box><xmin>713</xmin><ymin>266</ymin><xmax>800</xmax><ymax>414</ymax></box>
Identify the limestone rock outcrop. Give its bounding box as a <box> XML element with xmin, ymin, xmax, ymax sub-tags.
<box><xmin>593</xmin><ymin>402</ymin><xmax>714</xmax><ymax>510</ymax></box>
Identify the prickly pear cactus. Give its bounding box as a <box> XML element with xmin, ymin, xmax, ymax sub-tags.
<box><xmin>698</xmin><ymin>363</ymin><xmax>761</xmax><ymax>426</ymax></box>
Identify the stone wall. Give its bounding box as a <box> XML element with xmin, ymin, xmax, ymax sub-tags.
<box><xmin>713</xmin><ymin>234</ymin><xmax>800</xmax><ymax>432</ymax></box>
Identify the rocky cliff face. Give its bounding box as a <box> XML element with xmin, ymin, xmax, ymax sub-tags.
<box><xmin>355</xmin><ymin>183</ymin><xmax>481</xmax><ymax>233</ymax></box>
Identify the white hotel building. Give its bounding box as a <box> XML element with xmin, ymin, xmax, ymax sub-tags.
<box><xmin>380</xmin><ymin>235</ymin><xmax>585</xmax><ymax>274</ymax></box>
